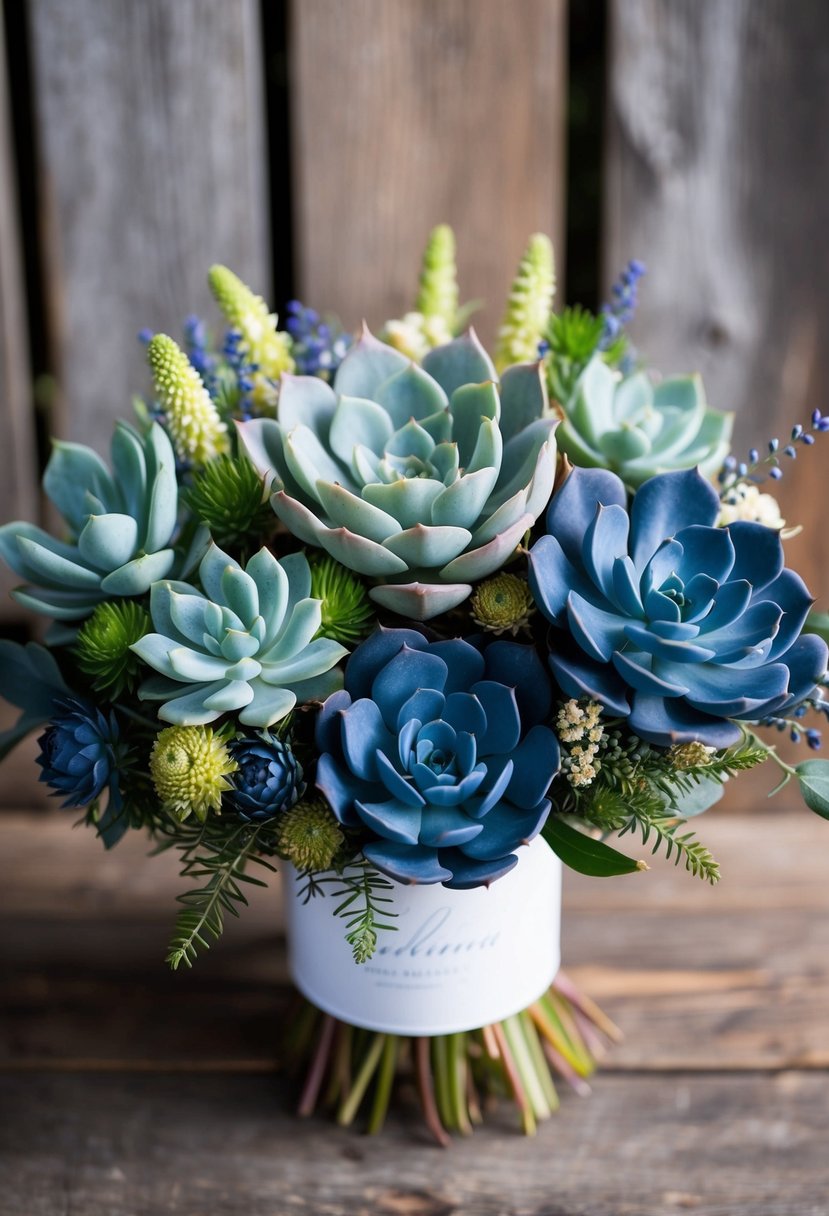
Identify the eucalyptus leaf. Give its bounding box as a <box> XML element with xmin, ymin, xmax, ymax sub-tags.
<box><xmin>796</xmin><ymin>759</ymin><xmax>829</xmax><ymax>819</ymax></box>
<box><xmin>670</xmin><ymin>776</ymin><xmax>724</xmax><ymax>818</ymax></box>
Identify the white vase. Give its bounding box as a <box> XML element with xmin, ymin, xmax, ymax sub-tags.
<box><xmin>283</xmin><ymin>836</ymin><xmax>562</xmax><ymax>1036</ymax></box>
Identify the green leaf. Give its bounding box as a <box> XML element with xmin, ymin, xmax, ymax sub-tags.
<box><xmin>670</xmin><ymin>776</ymin><xmax>724</xmax><ymax>818</ymax></box>
<box><xmin>805</xmin><ymin>610</ymin><xmax>829</xmax><ymax>647</ymax></box>
<box><xmin>796</xmin><ymin>760</ymin><xmax>829</xmax><ymax>819</ymax></box>
<box><xmin>542</xmin><ymin>816</ymin><xmax>645</xmax><ymax>877</ymax></box>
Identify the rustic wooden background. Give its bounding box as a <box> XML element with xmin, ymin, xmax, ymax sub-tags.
<box><xmin>1</xmin><ymin>3</ymin><xmax>828</xmax><ymax>1210</ymax></box>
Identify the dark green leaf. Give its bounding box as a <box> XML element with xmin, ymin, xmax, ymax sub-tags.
<box><xmin>805</xmin><ymin>611</ymin><xmax>829</xmax><ymax>647</ymax></box>
<box><xmin>542</xmin><ymin>816</ymin><xmax>644</xmax><ymax>877</ymax></box>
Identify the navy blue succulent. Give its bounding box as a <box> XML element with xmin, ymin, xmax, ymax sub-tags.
<box><xmin>227</xmin><ymin>734</ymin><xmax>305</xmax><ymax>823</ymax></box>
<box><xmin>528</xmin><ymin>467</ymin><xmax>828</xmax><ymax>748</ymax></box>
<box><xmin>315</xmin><ymin>627</ymin><xmax>560</xmax><ymax>888</ymax></box>
<box><xmin>37</xmin><ymin>699</ymin><xmax>129</xmax><ymax>846</ymax></box>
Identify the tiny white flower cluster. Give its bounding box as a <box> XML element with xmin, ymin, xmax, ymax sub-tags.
<box><xmin>556</xmin><ymin>699</ymin><xmax>605</xmax><ymax>788</ymax></box>
<box><xmin>718</xmin><ymin>483</ymin><xmax>791</xmax><ymax>533</ymax></box>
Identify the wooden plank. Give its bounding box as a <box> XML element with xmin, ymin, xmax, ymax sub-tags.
<box><xmin>0</xmin><ymin>1071</ymin><xmax>827</xmax><ymax>1214</ymax></box>
<box><xmin>0</xmin><ymin>13</ymin><xmax>39</xmax><ymax>617</ymax></box>
<box><xmin>604</xmin><ymin>0</ymin><xmax>829</xmax><ymax>611</ymax></box>
<box><xmin>27</xmin><ymin>0</ymin><xmax>269</xmax><ymax>452</ymax></box>
<box><xmin>290</xmin><ymin>0</ymin><xmax>566</xmax><ymax>344</ymax></box>
<box><xmin>1</xmin><ymin>811</ymin><xmax>828</xmax><ymax>1070</ymax></box>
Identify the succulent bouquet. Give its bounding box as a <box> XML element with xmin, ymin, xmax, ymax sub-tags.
<box><xmin>2</xmin><ymin>228</ymin><xmax>828</xmax><ymax>1143</ymax></box>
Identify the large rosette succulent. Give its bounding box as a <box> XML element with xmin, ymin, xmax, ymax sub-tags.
<box><xmin>132</xmin><ymin>544</ymin><xmax>347</xmax><ymax>726</ymax></box>
<box><xmin>238</xmin><ymin>330</ymin><xmax>557</xmax><ymax>620</ymax></box>
<box><xmin>315</xmin><ymin>627</ymin><xmax>560</xmax><ymax>888</ymax></box>
<box><xmin>0</xmin><ymin>422</ymin><xmax>178</xmax><ymax>619</ymax></box>
<box><xmin>528</xmin><ymin>467</ymin><xmax>828</xmax><ymax>747</ymax></box>
<box><xmin>557</xmin><ymin>358</ymin><xmax>733</xmax><ymax>488</ymax></box>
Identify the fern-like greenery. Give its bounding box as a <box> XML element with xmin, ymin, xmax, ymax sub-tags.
<box><xmin>298</xmin><ymin>857</ymin><xmax>397</xmax><ymax>963</ymax></box>
<box><xmin>153</xmin><ymin>814</ymin><xmax>276</xmax><ymax>970</ymax></box>
<box><xmin>567</xmin><ymin>731</ymin><xmax>769</xmax><ymax>885</ymax></box>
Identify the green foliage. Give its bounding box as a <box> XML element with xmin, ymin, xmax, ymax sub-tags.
<box><xmin>74</xmin><ymin>601</ymin><xmax>151</xmax><ymax>697</ymax></box>
<box><xmin>805</xmin><ymin>610</ymin><xmax>829</xmax><ymax>647</ymax></box>
<box><xmin>544</xmin><ymin>305</ymin><xmax>629</xmax><ymax>406</ymax></box>
<box><xmin>153</xmin><ymin>814</ymin><xmax>277</xmax><ymax>969</ymax></box>
<box><xmin>617</xmin><ymin>805</ymin><xmax>721</xmax><ymax>883</ymax></box>
<box><xmin>309</xmin><ymin>553</ymin><xmax>376</xmax><ymax>646</ymax></box>
<box><xmin>299</xmin><ymin>858</ymin><xmax>398</xmax><ymax>964</ymax></box>
<box><xmin>183</xmin><ymin>452</ymin><xmax>273</xmax><ymax>553</ymax></box>
<box><xmin>542</xmin><ymin>815</ymin><xmax>645</xmax><ymax>877</ymax></box>
<box><xmin>561</xmin><ymin>731</ymin><xmax>768</xmax><ymax>884</ymax></box>
<box><xmin>795</xmin><ymin>760</ymin><xmax>829</xmax><ymax>819</ymax></box>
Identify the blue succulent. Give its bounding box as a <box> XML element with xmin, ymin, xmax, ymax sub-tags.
<box><xmin>0</xmin><ymin>422</ymin><xmax>179</xmax><ymax>620</ymax></box>
<box><xmin>227</xmin><ymin>734</ymin><xmax>305</xmax><ymax>823</ymax></box>
<box><xmin>528</xmin><ymin>467</ymin><xmax>828</xmax><ymax>747</ymax></box>
<box><xmin>37</xmin><ymin>699</ymin><xmax>129</xmax><ymax>847</ymax></box>
<box><xmin>315</xmin><ymin>627</ymin><xmax>560</xmax><ymax>888</ymax></box>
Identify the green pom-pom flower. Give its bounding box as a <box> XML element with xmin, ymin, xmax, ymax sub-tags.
<box><xmin>184</xmin><ymin>453</ymin><xmax>272</xmax><ymax>551</ymax></box>
<box><xmin>309</xmin><ymin>554</ymin><xmax>375</xmax><ymax>646</ymax></box>
<box><xmin>495</xmin><ymin>233</ymin><xmax>556</xmax><ymax>373</ymax></box>
<box><xmin>276</xmin><ymin>798</ymin><xmax>344</xmax><ymax>871</ymax></box>
<box><xmin>147</xmin><ymin>334</ymin><xmax>229</xmax><ymax>466</ymax></box>
<box><xmin>470</xmin><ymin>572</ymin><xmax>536</xmax><ymax>636</ymax></box>
<box><xmin>150</xmin><ymin>724</ymin><xmax>237</xmax><ymax>822</ymax></box>
<box><xmin>74</xmin><ymin>601</ymin><xmax>151</xmax><ymax>696</ymax></box>
<box><xmin>208</xmin><ymin>265</ymin><xmax>294</xmax><ymax>411</ymax></box>
<box><xmin>416</xmin><ymin>224</ymin><xmax>459</xmax><ymax>328</ymax></box>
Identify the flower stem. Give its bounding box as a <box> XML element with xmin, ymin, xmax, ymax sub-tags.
<box><xmin>336</xmin><ymin>1033</ymin><xmax>386</xmax><ymax>1127</ymax></box>
<box><xmin>366</xmin><ymin>1034</ymin><xmax>398</xmax><ymax>1135</ymax></box>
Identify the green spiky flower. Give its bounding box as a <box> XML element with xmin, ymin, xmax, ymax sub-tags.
<box><xmin>276</xmin><ymin>798</ymin><xmax>345</xmax><ymax>871</ymax></box>
<box><xmin>208</xmin><ymin>265</ymin><xmax>294</xmax><ymax>411</ymax></box>
<box><xmin>309</xmin><ymin>554</ymin><xmax>375</xmax><ymax>646</ymax></box>
<box><xmin>470</xmin><ymin>572</ymin><xmax>535</xmax><ymax>636</ymax></box>
<box><xmin>184</xmin><ymin>453</ymin><xmax>273</xmax><ymax>551</ymax></box>
<box><xmin>147</xmin><ymin>334</ymin><xmax>229</xmax><ymax>466</ymax></box>
<box><xmin>150</xmin><ymin>725</ymin><xmax>237</xmax><ymax>822</ymax></box>
<box><xmin>668</xmin><ymin>742</ymin><xmax>716</xmax><ymax>770</ymax></box>
<box><xmin>74</xmin><ymin>601</ymin><xmax>151</xmax><ymax>696</ymax></box>
<box><xmin>495</xmin><ymin>233</ymin><xmax>556</xmax><ymax>373</ymax></box>
<box><xmin>416</xmin><ymin>224</ymin><xmax>459</xmax><ymax>327</ymax></box>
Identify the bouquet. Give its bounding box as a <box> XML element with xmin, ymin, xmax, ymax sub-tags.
<box><xmin>2</xmin><ymin>228</ymin><xmax>828</xmax><ymax>1143</ymax></box>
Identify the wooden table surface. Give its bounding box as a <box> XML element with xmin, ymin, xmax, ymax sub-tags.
<box><xmin>1</xmin><ymin>791</ymin><xmax>827</xmax><ymax>1215</ymax></box>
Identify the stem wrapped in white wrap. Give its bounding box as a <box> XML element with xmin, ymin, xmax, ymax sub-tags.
<box><xmin>284</xmin><ymin>836</ymin><xmax>562</xmax><ymax>1036</ymax></box>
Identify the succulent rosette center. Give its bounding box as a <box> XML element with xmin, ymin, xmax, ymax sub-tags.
<box><xmin>528</xmin><ymin>466</ymin><xmax>828</xmax><ymax>747</ymax></box>
<box><xmin>315</xmin><ymin>627</ymin><xmax>561</xmax><ymax>888</ymax></box>
<box><xmin>238</xmin><ymin>329</ymin><xmax>557</xmax><ymax>620</ymax></box>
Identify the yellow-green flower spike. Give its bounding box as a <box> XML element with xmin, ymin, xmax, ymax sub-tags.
<box><xmin>208</xmin><ymin>265</ymin><xmax>294</xmax><ymax>410</ymax></box>
<box><xmin>150</xmin><ymin>725</ymin><xmax>237</xmax><ymax>822</ymax></box>
<box><xmin>416</xmin><ymin>224</ymin><xmax>459</xmax><ymax>328</ymax></box>
<box><xmin>276</xmin><ymin>798</ymin><xmax>344</xmax><ymax>871</ymax></box>
<box><xmin>495</xmin><ymin>233</ymin><xmax>556</xmax><ymax>373</ymax></box>
<box><xmin>147</xmin><ymin>334</ymin><xmax>229</xmax><ymax>466</ymax></box>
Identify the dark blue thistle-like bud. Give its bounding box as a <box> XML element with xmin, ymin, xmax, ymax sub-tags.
<box><xmin>227</xmin><ymin>733</ymin><xmax>305</xmax><ymax>823</ymax></box>
<box><xmin>37</xmin><ymin>698</ymin><xmax>124</xmax><ymax>809</ymax></box>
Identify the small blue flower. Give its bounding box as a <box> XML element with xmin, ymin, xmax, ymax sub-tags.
<box><xmin>37</xmin><ymin>698</ymin><xmax>126</xmax><ymax>812</ymax></box>
<box><xmin>315</xmin><ymin>628</ymin><xmax>560</xmax><ymax>888</ymax></box>
<box><xmin>528</xmin><ymin>467</ymin><xmax>828</xmax><ymax>748</ymax></box>
<box><xmin>227</xmin><ymin>734</ymin><xmax>305</xmax><ymax>823</ymax></box>
<box><xmin>285</xmin><ymin>299</ymin><xmax>352</xmax><ymax>381</ymax></box>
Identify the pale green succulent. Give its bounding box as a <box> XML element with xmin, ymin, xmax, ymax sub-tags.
<box><xmin>131</xmin><ymin>544</ymin><xmax>347</xmax><ymax>726</ymax></box>
<box><xmin>0</xmin><ymin>422</ymin><xmax>178</xmax><ymax>620</ymax></box>
<box><xmin>238</xmin><ymin>329</ymin><xmax>558</xmax><ymax>620</ymax></box>
<box><xmin>557</xmin><ymin>356</ymin><xmax>733</xmax><ymax>488</ymax></box>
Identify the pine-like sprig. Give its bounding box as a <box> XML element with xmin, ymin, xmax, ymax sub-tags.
<box><xmin>617</xmin><ymin>807</ymin><xmax>721</xmax><ymax>884</ymax></box>
<box><xmin>153</xmin><ymin>815</ymin><xmax>276</xmax><ymax>969</ymax></box>
<box><xmin>299</xmin><ymin>858</ymin><xmax>397</xmax><ymax>963</ymax></box>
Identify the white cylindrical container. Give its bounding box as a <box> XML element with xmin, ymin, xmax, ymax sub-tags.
<box><xmin>283</xmin><ymin>836</ymin><xmax>562</xmax><ymax>1036</ymax></box>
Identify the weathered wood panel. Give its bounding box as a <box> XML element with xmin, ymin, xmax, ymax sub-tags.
<box><xmin>290</xmin><ymin>0</ymin><xmax>566</xmax><ymax>343</ymax></box>
<box><xmin>27</xmin><ymin>0</ymin><xmax>270</xmax><ymax>452</ymax></box>
<box><xmin>604</xmin><ymin>0</ymin><xmax>829</xmax><ymax>609</ymax></box>
<box><xmin>1</xmin><ymin>1071</ymin><xmax>828</xmax><ymax>1215</ymax></box>
<box><xmin>0</xmin><ymin>14</ymin><xmax>39</xmax><ymax>613</ymax></box>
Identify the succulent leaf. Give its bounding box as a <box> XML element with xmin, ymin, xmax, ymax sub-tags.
<box><xmin>239</xmin><ymin>329</ymin><xmax>557</xmax><ymax>620</ymax></box>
